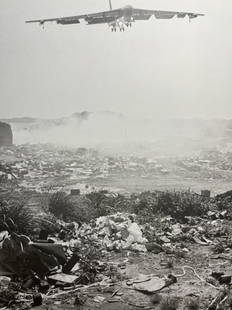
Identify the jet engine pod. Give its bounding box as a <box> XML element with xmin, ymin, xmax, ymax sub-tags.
<box><xmin>57</xmin><ymin>19</ymin><xmax>80</xmax><ymax>25</ymax></box>
<box><xmin>86</xmin><ymin>16</ymin><xmax>115</xmax><ymax>24</ymax></box>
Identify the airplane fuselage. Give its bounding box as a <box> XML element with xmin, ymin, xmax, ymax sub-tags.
<box><xmin>121</xmin><ymin>5</ymin><xmax>133</xmax><ymax>18</ymax></box>
<box><xmin>109</xmin><ymin>5</ymin><xmax>134</xmax><ymax>31</ymax></box>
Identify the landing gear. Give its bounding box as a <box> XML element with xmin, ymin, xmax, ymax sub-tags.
<box><xmin>40</xmin><ymin>22</ymin><xmax>45</xmax><ymax>29</ymax></box>
<box><xmin>125</xmin><ymin>22</ymin><xmax>132</xmax><ymax>28</ymax></box>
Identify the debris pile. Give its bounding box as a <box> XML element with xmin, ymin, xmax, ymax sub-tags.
<box><xmin>0</xmin><ymin>230</ymin><xmax>66</xmax><ymax>279</ymax></box>
<box><xmin>1</xmin><ymin>203</ymin><xmax>232</xmax><ymax>309</ymax></box>
<box><xmin>76</xmin><ymin>213</ymin><xmax>148</xmax><ymax>252</ymax></box>
<box><xmin>143</xmin><ymin>212</ymin><xmax>232</xmax><ymax>256</ymax></box>
<box><xmin>0</xmin><ymin>223</ymin><xmax>108</xmax><ymax>308</ymax></box>
<box><xmin>0</xmin><ymin>212</ymin><xmax>149</xmax><ymax>307</ymax></box>
<box><xmin>0</xmin><ymin>216</ymin><xmax>179</xmax><ymax>309</ymax></box>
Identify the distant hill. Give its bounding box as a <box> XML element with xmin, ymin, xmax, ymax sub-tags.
<box><xmin>1</xmin><ymin>117</ymin><xmax>37</xmax><ymax>124</ymax></box>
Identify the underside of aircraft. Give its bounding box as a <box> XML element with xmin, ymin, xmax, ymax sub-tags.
<box><xmin>26</xmin><ymin>0</ymin><xmax>204</xmax><ymax>31</ymax></box>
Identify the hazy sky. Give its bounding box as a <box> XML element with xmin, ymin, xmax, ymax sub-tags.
<box><xmin>0</xmin><ymin>0</ymin><xmax>232</xmax><ymax>119</ymax></box>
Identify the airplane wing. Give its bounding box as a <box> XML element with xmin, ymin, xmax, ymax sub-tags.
<box><xmin>26</xmin><ymin>9</ymin><xmax>121</xmax><ymax>25</ymax></box>
<box><xmin>132</xmin><ymin>8</ymin><xmax>204</xmax><ymax>21</ymax></box>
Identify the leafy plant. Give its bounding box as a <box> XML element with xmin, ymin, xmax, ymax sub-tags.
<box><xmin>48</xmin><ymin>191</ymin><xmax>74</xmax><ymax>220</ymax></box>
<box><xmin>156</xmin><ymin>190</ymin><xmax>209</xmax><ymax>220</ymax></box>
<box><xmin>0</xmin><ymin>198</ymin><xmax>33</xmax><ymax>234</ymax></box>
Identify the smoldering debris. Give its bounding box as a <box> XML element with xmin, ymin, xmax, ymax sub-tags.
<box><xmin>7</xmin><ymin>113</ymin><xmax>232</xmax><ymax>157</ymax></box>
<box><xmin>2</xmin><ymin>144</ymin><xmax>232</xmax><ymax>196</ymax></box>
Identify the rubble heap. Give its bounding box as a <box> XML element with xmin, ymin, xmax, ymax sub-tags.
<box><xmin>77</xmin><ymin>213</ymin><xmax>147</xmax><ymax>252</ymax></box>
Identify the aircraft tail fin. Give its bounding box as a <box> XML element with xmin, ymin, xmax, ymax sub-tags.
<box><xmin>109</xmin><ymin>0</ymin><xmax>112</xmax><ymax>10</ymax></box>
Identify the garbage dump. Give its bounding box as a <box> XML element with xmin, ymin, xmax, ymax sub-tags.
<box><xmin>2</xmin><ymin>144</ymin><xmax>232</xmax><ymax>309</ymax></box>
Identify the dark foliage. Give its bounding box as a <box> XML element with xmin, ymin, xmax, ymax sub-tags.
<box><xmin>0</xmin><ymin>197</ymin><xmax>33</xmax><ymax>234</ymax></box>
<box><xmin>85</xmin><ymin>190</ymin><xmax>131</xmax><ymax>217</ymax></box>
<box><xmin>48</xmin><ymin>191</ymin><xmax>75</xmax><ymax>220</ymax></box>
<box><xmin>156</xmin><ymin>190</ymin><xmax>209</xmax><ymax>219</ymax></box>
<box><xmin>48</xmin><ymin>189</ymin><xmax>211</xmax><ymax>224</ymax></box>
<box><xmin>131</xmin><ymin>190</ymin><xmax>210</xmax><ymax>220</ymax></box>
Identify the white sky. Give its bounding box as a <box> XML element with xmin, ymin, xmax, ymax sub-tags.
<box><xmin>0</xmin><ymin>0</ymin><xmax>232</xmax><ymax>119</ymax></box>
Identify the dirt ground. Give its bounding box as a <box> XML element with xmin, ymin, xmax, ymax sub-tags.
<box><xmin>89</xmin><ymin>174</ymin><xmax>232</xmax><ymax>196</ymax></box>
<box><xmin>34</xmin><ymin>243</ymin><xmax>228</xmax><ymax>310</ymax></box>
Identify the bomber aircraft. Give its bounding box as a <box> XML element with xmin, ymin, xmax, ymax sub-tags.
<box><xmin>26</xmin><ymin>0</ymin><xmax>204</xmax><ymax>32</ymax></box>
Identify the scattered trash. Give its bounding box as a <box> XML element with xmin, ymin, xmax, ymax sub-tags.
<box><xmin>133</xmin><ymin>277</ymin><xmax>166</xmax><ymax>293</ymax></box>
<box><xmin>48</xmin><ymin>273</ymin><xmax>78</xmax><ymax>284</ymax></box>
<box><xmin>77</xmin><ymin>213</ymin><xmax>148</xmax><ymax>252</ymax></box>
<box><xmin>93</xmin><ymin>295</ymin><xmax>105</xmax><ymax>303</ymax></box>
<box><xmin>2</xmin><ymin>145</ymin><xmax>232</xmax><ymax>309</ymax></box>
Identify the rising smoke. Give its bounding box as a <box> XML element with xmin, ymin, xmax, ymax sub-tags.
<box><xmin>9</xmin><ymin>111</ymin><xmax>231</xmax><ymax>157</ymax></box>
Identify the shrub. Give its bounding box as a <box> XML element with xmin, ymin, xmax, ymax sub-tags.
<box><xmin>48</xmin><ymin>189</ymin><xmax>210</xmax><ymax>224</ymax></box>
<box><xmin>0</xmin><ymin>197</ymin><xmax>33</xmax><ymax>234</ymax></box>
<box><xmin>214</xmin><ymin>191</ymin><xmax>232</xmax><ymax>211</ymax></box>
<box><xmin>32</xmin><ymin>212</ymin><xmax>61</xmax><ymax>235</ymax></box>
<box><xmin>156</xmin><ymin>190</ymin><xmax>209</xmax><ymax>220</ymax></box>
<box><xmin>69</xmin><ymin>195</ymin><xmax>97</xmax><ymax>223</ymax></box>
<box><xmin>129</xmin><ymin>190</ymin><xmax>210</xmax><ymax>220</ymax></box>
<box><xmin>131</xmin><ymin>191</ymin><xmax>160</xmax><ymax>216</ymax></box>
<box><xmin>85</xmin><ymin>190</ymin><xmax>114</xmax><ymax>217</ymax></box>
<box><xmin>85</xmin><ymin>191</ymin><xmax>131</xmax><ymax>218</ymax></box>
<box><xmin>48</xmin><ymin>191</ymin><xmax>74</xmax><ymax>220</ymax></box>
<box><xmin>48</xmin><ymin>191</ymin><xmax>95</xmax><ymax>223</ymax></box>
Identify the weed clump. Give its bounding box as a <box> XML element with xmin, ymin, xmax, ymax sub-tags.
<box><xmin>0</xmin><ymin>198</ymin><xmax>33</xmax><ymax>234</ymax></box>
<box><xmin>156</xmin><ymin>190</ymin><xmax>209</xmax><ymax>220</ymax></box>
<box><xmin>48</xmin><ymin>189</ymin><xmax>211</xmax><ymax>224</ymax></box>
<box><xmin>131</xmin><ymin>190</ymin><xmax>210</xmax><ymax>220</ymax></box>
<box><xmin>48</xmin><ymin>191</ymin><xmax>73</xmax><ymax>219</ymax></box>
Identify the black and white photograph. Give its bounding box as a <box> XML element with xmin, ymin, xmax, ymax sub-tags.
<box><xmin>0</xmin><ymin>0</ymin><xmax>232</xmax><ymax>309</ymax></box>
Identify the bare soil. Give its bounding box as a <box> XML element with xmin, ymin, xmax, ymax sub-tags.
<box><xmin>34</xmin><ymin>244</ymin><xmax>228</xmax><ymax>310</ymax></box>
